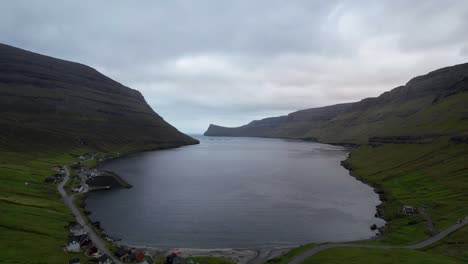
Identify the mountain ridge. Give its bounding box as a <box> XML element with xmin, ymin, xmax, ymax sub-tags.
<box><xmin>205</xmin><ymin>62</ymin><xmax>468</xmax><ymax>144</ymax></box>
<box><xmin>0</xmin><ymin>43</ymin><xmax>198</xmax><ymax>151</ymax></box>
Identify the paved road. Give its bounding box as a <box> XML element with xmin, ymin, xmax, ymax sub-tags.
<box><xmin>289</xmin><ymin>217</ymin><xmax>468</xmax><ymax>264</ymax></box>
<box><xmin>58</xmin><ymin>166</ymin><xmax>121</xmax><ymax>263</ymax></box>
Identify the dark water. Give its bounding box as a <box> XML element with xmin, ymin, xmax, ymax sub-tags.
<box><xmin>86</xmin><ymin>136</ymin><xmax>384</xmax><ymax>249</ymax></box>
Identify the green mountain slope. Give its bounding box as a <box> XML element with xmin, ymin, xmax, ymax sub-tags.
<box><xmin>0</xmin><ymin>43</ymin><xmax>198</xmax><ymax>152</ymax></box>
<box><xmin>205</xmin><ymin>63</ymin><xmax>468</xmax><ymax>144</ymax></box>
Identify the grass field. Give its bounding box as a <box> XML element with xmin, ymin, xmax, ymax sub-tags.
<box><xmin>0</xmin><ymin>149</ymin><xmax>89</xmax><ymax>263</ymax></box>
<box><xmin>302</xmin><ymin>248</ymin><xmax>465</xmax><ymax>264</ymax></box>
<box><xmin>346</xmin><ymin>140</ymin><xmax>468</xmax><ymax>246</ymax></box>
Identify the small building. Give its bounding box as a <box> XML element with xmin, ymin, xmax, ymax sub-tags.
<box><xmin>69</xmin><ymin>258</ymin><xmax>80</xmax><ymax>264</ymax></box>
<box><xmin>65</xmin><ymin>238</ymin><xmax>81</xmax><ymax>252</ymax></box>
<box><xmin>80</xmin><ymin>238</ymin><xmax>92</xmax><ymax>247</ymax></box>
<box><xmin>85</xmin><ymin>245</ymin><xmax>98</xmax><ymax>256</ymax></box>
<box><xmin>136</xmin><ymin>252</ymin><xmax>146</xmax><ymax>262</ymax></box>
<box><xmin>166</xmin><ymin>253</ymin><xmax>185</xmax><ymax>264</ymax></box>
<box><xmin>114</xmin><ymin>247</ymin><xmax>129</xmax><ymax>260</ymax></box>
<box><xmin>141</xmin><ymin>256</ymin><xmax>155</xmax><ymax>264</ymax></box>
<box><xmin>69</xmin><ymin>223</ymin><xmax>86</xmax><ymax>236</ymax></box>
<box><xmin>72</xmin><ymin>184</ymin><xmax>84</xmax><ymax>193</ymax></box>
<box><xmin>125</xmin><ymin>252</ymin><xmax>137</xmax><ymax>262</ymax></box>
<box><xmin>402</xmin><ymin>205</ymin><xmax>415</xmax><ymax>215</ymax></box>
<box><xmin>99</xmin><ymin>254</ymin><xmax>115</xmax><ymax>264</ymax></box>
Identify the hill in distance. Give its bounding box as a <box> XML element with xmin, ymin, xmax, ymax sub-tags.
<box><xmin>205</xmin><ymin>63</ymin><xmax>468</xmax><ymax>144</ymax></box>
<box><xmin>0</xmin><ymin>43</ymin><xmax>198</xmax><ymax>152</ymax></box>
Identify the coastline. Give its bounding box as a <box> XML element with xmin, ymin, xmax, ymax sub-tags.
<box><xmin>77</xmin><ymin>137</ymin><xmax>386</xmax><ymax>263</ymax></box>
<box><xmin>340</xmin><ymin>153</ymin><xmax>387</xmax><ymax>232</ymax></box>
<box><xmin>108</xmin><ymin>244</ymin><xmax>296</xmax><ymax>264</ymax></box>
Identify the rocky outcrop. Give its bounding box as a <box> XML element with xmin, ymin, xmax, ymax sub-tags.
<box><xmin>0</xmin><ymin>43</ymin><xmax>198</xmax><ymax>150</ymax></box>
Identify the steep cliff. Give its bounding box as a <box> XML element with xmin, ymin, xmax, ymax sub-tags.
<box><xmin>0</xmin><ymin>43</ymin><xmax>198</xmax><ymax>151</ymax></box>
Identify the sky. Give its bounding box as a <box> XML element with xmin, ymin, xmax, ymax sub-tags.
<box><xmin>1</xmin><ymin>1</ymin><xmax>468</xmax><ymax>133</ymax></box>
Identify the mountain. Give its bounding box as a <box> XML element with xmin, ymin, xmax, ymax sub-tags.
<box><xmin>205</xmin><ymin>63</ymin><xmax>468</xmax><ymax>144</ymax></box>
<box><xmin>0</xmin><ymin>43</ymin><xmax>198</xmax><ymax>151</ymax></box>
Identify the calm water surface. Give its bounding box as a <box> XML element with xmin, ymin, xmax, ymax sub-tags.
<box><xmin>86</xmin><ymin>136</ymin><xmax>384</xmax><ymax>248</ymax></box>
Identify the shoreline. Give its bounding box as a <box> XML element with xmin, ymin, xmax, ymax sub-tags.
<box><xmin>108</xmin><ymin>243</ymin><xmax>296</xmax><ymax>264</ymax></box>
<box><xmin>77</xmin><ymin>138</ymin><xmax>386</xmax><ymax>263</ymax></box>
<box><xmin>341</xmin><ymin>153</ymin><xmax>387</xmax><ymax>233</ymax></box>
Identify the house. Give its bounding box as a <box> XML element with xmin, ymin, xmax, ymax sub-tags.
<box><xmin>402</xmin><ymin>205</ymin><xmax>415</xmax><ymax>215</ymax></box>
<box><xmin>166</xmin><ymin>253</ymin><xmax>185</xmax><ymax>264</ymax></box>
<box><xmin>141</xmin><ymin>256</ymin><xmax>154</xmax><ymax>264</ymax></box>
<box><xmin>126</xmin><ymin>252</ymin><xmax>137</xmax><ymax>262</ymax></box>
<box><xmin>65</xmin><ymin>238</ymin><xmax>81</xmax><ymax>252</ymax></box>
<box><xmin>85</xmin><ymin>244</ymin><xmax>98</xmax><ymax>256</ymax></box>
<box><xmin>114</xmin><ymin>247</ymin><xmax>129</xmax><ymax>260</ymax></box>
<box><xmin>99</xmin><ymin>254</ymin><xmax>115</xmax><ymax>264</ymax></box>
<box><xmin>90</xmin><ymin>251</ymin><xmax>103</xmax><ymax>258</ymax></box>
<box><xmin>69</xmin><ymin>223</ymin><xmax>86</xmax><ymax>236</ymax></box>
<box><xmin>136</xmin><ymin>252</ymin><xmax>146</xmax><ymax>262</ymax></box>
<box><xmin>72</xmin><ymin>234</ymin><xmax>88</xmax><ymax>244</ymax></box>
<box><xmin>72</xmin><ymin>184</ymin><xmax>84</xmax><ymax>193</ymax></box>
<box><xmin>53</xmin><ymin>173</ymin><xmax>64</xmax><ymax>183</ymax></box>
<box><xmin>80</xmin><ymin>238</ymin><xmax>92</xmax><ymax>247</ymax></box>
<box><xmin>69</xmin><ymin>258</ymin><xmax>80</xmax><ymax>264</ymax></box>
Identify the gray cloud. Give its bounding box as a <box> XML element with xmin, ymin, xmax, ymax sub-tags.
<box><xmin>1</xmin><ymin>1</ymin><xmax>468</xmax><ymax>132</ymax></box>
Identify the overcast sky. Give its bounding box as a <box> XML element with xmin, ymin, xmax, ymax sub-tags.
<box><xmin>1</xmin><ymin>1</ymin><xmax>468</xmax><ymax>133</ymax></box>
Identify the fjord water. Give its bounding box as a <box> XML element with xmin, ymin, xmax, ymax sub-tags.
<box><xmin>86</xmin><ymin>136</ymin><xmax>384</xmax><ymax>248</ymax></box>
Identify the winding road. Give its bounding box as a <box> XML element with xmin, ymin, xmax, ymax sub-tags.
<box><xmin>58</xmin><ymin>166</ymin><xmax>121</xmax><ymax>263</ymax></box>
<box><xmin>288</xmin><ymin>216</ymin><xmax>468</xmax><ymax>264</ymax></box>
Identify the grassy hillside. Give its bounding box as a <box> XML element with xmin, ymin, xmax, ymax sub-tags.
<box><xmin>0</xmin><ymin>148</ymin><xmax>88</xmax><ymax>263</ymax></box>
<box><xmin>205</xmin><ymin>63</ymin><xmax>468</xmax><ymax>144</ymax></box>
<box><xmin>0</xmin><ymin>43</ymin><xmax>198</xmax><ymax>151</ymax></box>
<box><xmin>344</xmin><ymin>141</ymin><xmax>467</xmax><ymax>246</ymax></box>
<box><xmin>301</xmin><ymin>248</ymin><xmax>465</xmax><ymax>264</ymax></box>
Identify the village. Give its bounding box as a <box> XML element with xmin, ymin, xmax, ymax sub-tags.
<box><xmin>65</xmin><ymin>221</ymin><xmax>156</xmax><ymax>264</ymax></box>
<box><xmin>50</xmin><ymin>155</ymin><xmax>211</xmax><ymax>264</ymax></box>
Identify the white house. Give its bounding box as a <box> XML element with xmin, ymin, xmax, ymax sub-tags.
<box><xmin>65</xmin><ymin>238</ymin><xmax>81</xmax><ymax>252</ymax></box>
